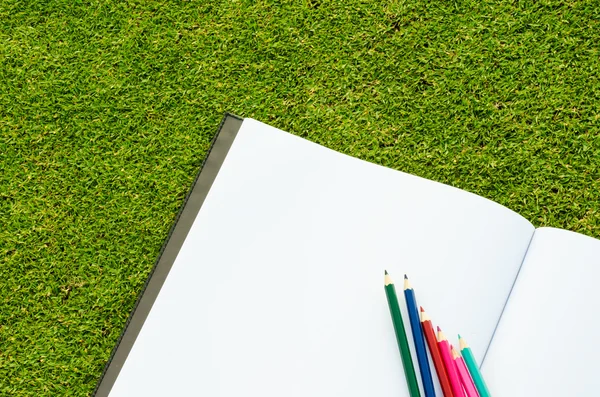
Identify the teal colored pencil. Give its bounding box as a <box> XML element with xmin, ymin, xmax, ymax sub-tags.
<box><xmin>459</xmin><ymin>335</ymin><xmax>491</xmax><ymax>397</ymax></box>
<box><xmin>384</xmin><ymin>271</ymin><xmax>421</xmax><ymax>397</ymax></box>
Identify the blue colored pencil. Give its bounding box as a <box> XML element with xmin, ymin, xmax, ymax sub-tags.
<box><xmin>404</xmin><ymin>275</ymin><xmax>436</xmax><ymax>397</ymax></box>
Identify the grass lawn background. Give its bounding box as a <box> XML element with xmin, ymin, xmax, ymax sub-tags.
<box><xmin>1</xmin><ymin>0</ymin><xmax>599</xmax><ymax>395</ymax></box>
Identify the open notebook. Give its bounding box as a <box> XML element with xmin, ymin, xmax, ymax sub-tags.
<box><xmin>94</xmin><ymin>115</ymin><xmax>600</xmax><ymax>397</ymax></box>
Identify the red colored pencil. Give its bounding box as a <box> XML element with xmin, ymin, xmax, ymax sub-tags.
<box><xmin>451</xmin><ymin>345</ymin><xmax>479</xmax><ymax>397</ymax></box>
<box><xmin>437</xmin><ymin>327</ymin><xmax>466</xmax><ymax>397</ymax></box>
<box><xmin>420</xmin><ymin>308</ymin><xmax>454</xmax><ymax>397</ymax></box>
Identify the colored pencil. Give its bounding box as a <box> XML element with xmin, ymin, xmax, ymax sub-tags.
<box><xmin>452</xmin><ymin>345</ymin><xmax>479</xmax><ymax>397</ymax></box>
<box><xmin>404</xmin><ymin>276</ymin><xmax>436</xmax><ymax>397</ymax></box>
<box><xmin>384</xmin><ymin>271</ymin><xmax>421</xmax><ymax>397</ymax></box>
<box><xmin>459</xmin><ymin>335</ymin><xmax>491</xmax><ymax>397</ymax></box>
<box><xmin>437</xmin><ymin>327</ymin><xmax>465</xmax><ymax>397</ymax></box>
<box><xmin>420</xmin><ymin>308</ymin><xmax>454</xmax><ymax>397</ymax></box>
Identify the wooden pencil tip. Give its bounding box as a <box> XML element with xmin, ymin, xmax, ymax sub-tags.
<box><xmin>437</xmin><ymin>327</ymin><xmax>447</xmax><ymax>342</ymax></box>
<box><xmin>437</xmin><ymin>326</ymin><xmax>441</xmax><ymax>332</ymax></box>
<box><xmin>459</xmin><ymin>335</ymin><xmax>469</xmax><ymax>350</ymax></box>
<box><xmin>384</xmin><ymin>272</ymin><xmax>393</xmax><ymax>286</ymax></box>
<box><xmin>403</xmin><ymin>275</ymin><xmax>412</xmax><ymax>290</ymax></box>
<box><xmin>451</xmin><ymin>345</ymin><xmax>460</xmax><ymax>359</ymax></box>
<box><xmin>420</xmin><ymin>306</ymin><xmax>424</xmax><ymax>312</ymax></box>
<box><xmin>420</xmin><ymin>308</ymin><xmax>431</xmax><ymax>322</ymax></box>
<box><xmin>385</xmin><ymin>270</ymin><xmax>388</xmax><ymax>275</ymax></box>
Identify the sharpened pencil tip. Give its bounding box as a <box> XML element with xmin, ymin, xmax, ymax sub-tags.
<box><xmin>420</xmin><ymin>306</ymin><xmax>424</xmax><ymax>312</ymax></box>
<box><xmin>437</xmin><ymin>326</ymin><xmax>441</xmax><ymax>332</ymax></box>
<box><xmin>385</xmin><ymin>270</ymin><xmax>388</xmax><ymax>275</ymax></box>
<box><xmin>459</xmin><ymin>335</ymin><xmax>469</xmax><ymax>350</ymax></box>
<box><xmin>384</xmin><ymin>272</ymin><xmax>393</xmax><ymax>286</ymax></box>
<box><xmin>403</xmin><ymin>275</ymin><xmax>412</xmax><ymax>290</ymax></box>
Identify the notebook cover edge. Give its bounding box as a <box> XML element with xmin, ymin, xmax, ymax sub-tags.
<box><xmin>92</xmin><ymin>113</ymin><xmax>244</xmax><ymax>396</ymax></box>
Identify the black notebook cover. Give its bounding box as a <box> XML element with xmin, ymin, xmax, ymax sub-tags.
<box><xmin>92</xmin><ymin>113</ymin><xmax>244</xmax><ymax>397</ymax></box>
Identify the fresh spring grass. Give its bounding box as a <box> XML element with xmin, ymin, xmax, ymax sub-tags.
<box><xmin>1</xmin><ymin>0</ymin><xmax>599</xmax><ymax>395</ymax></box>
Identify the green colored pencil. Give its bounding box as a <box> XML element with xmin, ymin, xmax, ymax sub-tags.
<box><xmin>459</xmin><ymin>334</ymin><xmax>492</xmax><ymax>397</ymax></box>
<box><xmin>384</xmin><ymin>271</ymin><xmax>421</xmax><ymax>397</ymax></box>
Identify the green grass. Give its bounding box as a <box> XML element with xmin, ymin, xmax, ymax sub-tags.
<box><xmin>1</xmin><ymin>0</ymin><xmax>599</xmax><ymax>395</ymax></box>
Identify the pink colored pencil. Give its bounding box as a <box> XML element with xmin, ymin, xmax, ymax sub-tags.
<box><xmin>452</xmin><ymin>345</ymin><xmax>479</xmax><ymax>397</ymax></box>
<box><xmin>437</xmin><ymin>327</ymin><xmax>466</xmax><ymax>397</ymax></box>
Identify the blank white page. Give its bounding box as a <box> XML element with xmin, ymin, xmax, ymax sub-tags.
<box><xmin>482</xmin><ymin>227</ymin><xmax>600</xmax><ymax>396</ymax></box>
<box><xmin>109</xmin><ymin>118</ymin><xmax>533</xmax><ymax>397</ymax></box>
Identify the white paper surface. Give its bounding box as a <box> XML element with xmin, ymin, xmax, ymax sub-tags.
<box><xmin>109</xmin><ymin>119</ymin><xmax>534</xmax><ymax>396</ymax></box>
<box><xmin>482</xmin><ymin>227</ymin><xmax>600</xmax><ymax>396</ymax></box>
